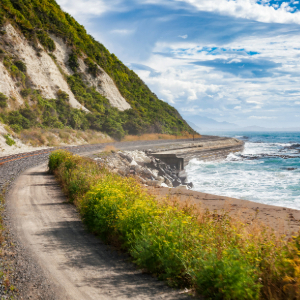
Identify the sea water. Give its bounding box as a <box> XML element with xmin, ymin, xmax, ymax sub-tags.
<box><xmin>186</xmin><ymin>132</ymin><xmax>300</xmax><ymax>210</ymax></box>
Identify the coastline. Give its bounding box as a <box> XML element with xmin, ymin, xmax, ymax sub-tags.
<box><xmin>148</xmin><ymin>186</ymin><xmax>300</xmax><ymax>237</ymax></box>
<box><xmin>142</xmin><ymin>135</ymin><xmax>300</xmax><ymax>237</ymax></box>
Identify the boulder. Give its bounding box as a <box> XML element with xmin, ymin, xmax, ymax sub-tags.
<box><xmin>164</xmin><ymin>177</ymin><xmax>173</xmax><ymax>187</ymax></box>
<box><xmin>187</xmin><ymin>182</ymin><xmax>194</xmax><ymax>189</ymax></box>
<box><xmin>118</xmin><ymin>167</ymin><xmax>130</xmax><ymax>176</ymax></box>
<box><xmin>175</xmin><ymin>185</ymin><xmax>188</xmax><ymax>190</ymax></box>
<box><xmin>146</xmin><ymin>180</ymin><xmax>162</xmax><ymax>187</ymax></box>
<box><xmin>118</xmin><ymin>152</ymin><xmax>133</xmax><ymax>163</ymax></box>
<box><xmin>140</xmin><ymin>168</ymin><xmax>155</xmax><ymax>179</ymax></box>
<box><xmin>172</xmin><ymin>179</ymin><xmax>182</xmax><ymax>188</ymax></box>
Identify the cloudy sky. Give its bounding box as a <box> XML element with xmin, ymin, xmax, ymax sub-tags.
<box><xmin>57</xmin><ymin>0</ymin><xmax>300</xmax><ymax>128</ymax></box>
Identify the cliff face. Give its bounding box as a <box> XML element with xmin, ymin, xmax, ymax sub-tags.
<box><xmin>1</xmin><ymin>23</ymin><xmax>130</xmax><ymax>112</ymax></box>
<box><xmin>0</xmin><ymin>0</ymin><xmax>194</xmax><ymax>139</ymax></box>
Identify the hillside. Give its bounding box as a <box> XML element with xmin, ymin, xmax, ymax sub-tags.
<box><xmin>0</xmin><ymin>0</ymin><xmax>194</xmax><ymax>140</ymax></box>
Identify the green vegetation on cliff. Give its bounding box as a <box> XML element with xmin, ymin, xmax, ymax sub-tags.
<box><xmin>0</xmin><ymin>0</ymin><xmax>194</xmax><ymax>139</ymax></box>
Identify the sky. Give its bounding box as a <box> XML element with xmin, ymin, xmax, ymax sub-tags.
<box><xmin>56</xmin><ymin>0</ymin><xmax>300</xmax><ymax>128</ymax></box>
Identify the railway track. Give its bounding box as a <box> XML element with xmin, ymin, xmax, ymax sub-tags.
<box><xmin>0</xmin><ymin>143</ymin><xmax>107</xmax><ymax>167</ymax></box>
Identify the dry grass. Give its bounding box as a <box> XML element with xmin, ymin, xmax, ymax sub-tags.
<box><xmin>16</xmin><ymin>128</ymin><xmax>201</xmax><ymax>147</ymax></box>
<box><xmin>103</xmin><ymin>145</ymin><xmax>117</xmax><ymax>153</ymax></box>
<box><xmin>122</xmin><ymin>133</ymin><xmax>201</xmax><ymax>142</ymax></box>
<box><xmin>19</xmin><ymin>128</ymin><xmax>112</xmax><ymax>147</ymax></box>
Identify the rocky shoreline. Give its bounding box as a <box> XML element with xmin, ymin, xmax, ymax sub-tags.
<box><xmin>95</xmin><ymin>150</ymin><xmax>193</xmax><ymax>189</ymax></box>
<box><xmin>93</xmin><ymin>137</ymin><xmax>245</xmax><ymax>190</ymax></box>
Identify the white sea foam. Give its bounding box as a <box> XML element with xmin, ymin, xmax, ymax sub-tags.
<box><xmin>186</xmin><ymin>139</ymin><xmax>300</xmax><ymax>210</ymax></box>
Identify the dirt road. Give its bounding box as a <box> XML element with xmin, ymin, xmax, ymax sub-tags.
<box><xmin>8</xmin><ymin>163</ymin><xmax>190</xmax><ymax>300</ymax></box>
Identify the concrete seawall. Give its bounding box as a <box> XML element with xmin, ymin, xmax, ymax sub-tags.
<box><xmin>147</xmin><ymin>136</ymin><xmax>244</xmax><ymax>170</ymax></box>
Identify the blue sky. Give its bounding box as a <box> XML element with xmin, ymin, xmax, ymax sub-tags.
<box><xmin>57</xmin><ymin>0</ymin><xmax>300</xmax><ymax>128</ymax></box>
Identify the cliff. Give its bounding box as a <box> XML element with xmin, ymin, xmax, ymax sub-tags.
<box><xmin>0</xmin><ymin>0</ymin><xmax>194</xmax><ymax>140</ymax></box>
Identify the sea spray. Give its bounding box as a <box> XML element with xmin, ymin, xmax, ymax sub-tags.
<box><xmin>186</xmin><ymin>131</ymin><xmax>300</xmax><ymax>209</ymax></box>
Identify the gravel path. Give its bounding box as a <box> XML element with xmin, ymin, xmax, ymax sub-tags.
<box><xmin>8</xmin><ymin>164</ymin><xmax>191</xmax><ymax>300</ymax></box>
<box><xmin>0</xmin><ymin>137</ymin><xmax>221</xmax><ymax>299</ymax></box>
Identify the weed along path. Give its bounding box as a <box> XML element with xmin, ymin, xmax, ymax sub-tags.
<box><xmin>8</xmin><ymin>163</ymin><xmax>191</xmax><ymax>300</ymax></box>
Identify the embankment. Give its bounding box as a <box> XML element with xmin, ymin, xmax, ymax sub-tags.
<box><xmin>149</xmin><ymin>136</ymin><xmax>244</xmax><ymax>169</ymax></box>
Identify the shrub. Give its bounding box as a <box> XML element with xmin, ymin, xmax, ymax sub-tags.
<box><xmin>84</xmin><ymin>57</ymin><xmax>100</xmax><ymax>77</ymax></box>
<box><xmin>3</xmin><ymin>134</ymin><xmax>15</xmax><ymax>146</ymax></box>
<box><xmin>20</xmin><ymin>88</ymin><xmax>31</xmax><ymax>98</ymax></box>
<box><xmin>0</xmin><ymin>93</ymin><xmax>7</xmax><ymax>109</ymax></box>
<box><xmin>36</xmin><ymin>30</ymin><xmax>56</xmax><ymax>52</ymax></box>
<box><xmin>49</xmin><ymin>151</ymin><xmax>300</xmax><ymax>299</ymax></box>
<box><xmin>10</xmin><ymin>124</ymin><xmax>22</xmax><ymax>133</ymax></box>
<box><xmin>7</xmin><ymin>111</ymin><xmax>30</xmax><ymax>129</ymax></box>
<box><xmin>68</xmin><ymin>52</ymin><xmax>79</xmax><ymax>72</ymax></box>
<box><xmin>48</xmin><ymin>150</ymin><xmax>70</xmax><ymax>173</ymax></box>
<box><xmin>14</xmin><ymin>60</ymin><xmax>27</xmax><ymax>73</ymax></box>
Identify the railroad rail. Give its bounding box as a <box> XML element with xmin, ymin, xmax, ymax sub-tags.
<box><xmin>0</xmin><ymin>144</ymin><xmax>105</xmax><ymax>166</ymax></box>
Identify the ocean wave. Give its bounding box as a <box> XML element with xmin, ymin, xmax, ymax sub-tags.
<box><xmin>186</xmin><ymin>132</ymin><xmax>300</xmax><ymax>210</ymax></box>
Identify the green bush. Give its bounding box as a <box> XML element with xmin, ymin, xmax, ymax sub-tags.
<box><xmin>68</xmin><ymin>52</ymin><xmax>79</xmax><ymax>72</ymax></box>
<box><xmin>36</xmin><ymin>30</ymin><xmax>56</xmax><ymax>52</ymax></box>
<box><xmin>10</xmin><ymin>124</ymin><xmax>22</xmax><ymax>133</ymax></box>
<box><xmin>49</xmin><ymin>151</ymin><xmax>300</xmax><ymax>300</ymax></box>
<box><xmin>84</xmin><ymin>57</ymin><xmax>100</xmax><ymax>77</ymax></box>
<box><xmin>192</xmin><ymin>249</ymin><xmax>260</xmax><ymax>300</ymax></box>
<box><xmin>14</xmin><ymin>60</ymin><xmax>27</xmax><ymax>73</ymax></box>
<box><xmin>48</xmin><ymin>150</ymin><xmax>70</xmax><ymax>173</ymax></box>
<box><xmin>4</xmin><ymin>134</ymin><xmax>15</xmax><ymax>146</ymax></box>
<box><xmin>20</xmin><ymin>88</ymin><xmax>31</xmax><ymax>98</ymax></box>
<box><xmin>0</xmin><ymin>93</ymin><xmax>7</xmax><ymax>108</ymax></box>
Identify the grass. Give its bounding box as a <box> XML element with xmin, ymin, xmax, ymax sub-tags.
<box><xmin>15</xmin><ymin>128</ymin><xmax>200</xmax><ymax>147</ymax></box>
<box><xmin>122</xmin><ymin>133</ymin><xmax>202</xmax><ymax>142</ymax></box>
<box><xmin>49</xmin><ymin>150</ymin><xmax>300</xmax><ymax>300</ymax></box>
<box><xmin>19</xmin><ymin>128</ymin><xmax>112</xmax><ymax>147</ymax></box>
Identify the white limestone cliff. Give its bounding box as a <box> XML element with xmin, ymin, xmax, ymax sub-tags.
<box><xmin>0</xmin><ymin>23</ymin><xmax>131</xmax><ymax>112</ymax></box>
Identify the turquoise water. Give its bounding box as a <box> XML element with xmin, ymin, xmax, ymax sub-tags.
<box><xmin>186</xmin><ymin>132</ymin><xmax>300</xmax><ymax>209</ymax></box>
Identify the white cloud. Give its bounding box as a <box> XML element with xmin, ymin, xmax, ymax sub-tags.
<box><xmin>178</xmin><ymin>34</ymin><xmax>188</xmax><ymax>39</ymax></box>
<box><xmin>249</xmin><ymin>116</ymin><xmax>277</xmax><ymax>119</ymax></box>
<box><xmin>57</xmin><ymin>0</ymin><xmax>121</xmax><ymax>18</ymax></box>
<box><xmin>111</xmin><ymin>29</ymin><xmax>135</xmax><ymax>35</ymax></box>
<box><xmin>176</xmin><ymin>0</ymin><xmax>300</xmax><ymax>24</ymax></box>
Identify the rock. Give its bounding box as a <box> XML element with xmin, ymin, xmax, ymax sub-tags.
<box><xmin>164</xmin><ymin>178</ymin><xmax>173</xmax><ymax>187</ymax></box>
<box><xmin>118</xmin><ymin>152</ymin><xmax>133</xmax><ymax>163</ymax></box>
<box><xmin>132</xmin><ymin>164</ymin><xmax>142</xmax><ymax>173</ymax></box>
<box><xmin>101</xmin><ymin>150</ymin><xmax>194</xmax><ymax>190</ymax></box>
<box><xmin>136</xmin><ymin>176</ymin><xmax>147</xmax><ymax>184</ymax></box>
<box><xmin>178</xmin><ymin>170</ymin><xmax>187</xmax><ymax>183</ymax></box>
<box><xmin>175</xmin><ymin>185</ymin><xmax>188</xmax><ymax>190</ymax></box>
<box><xmin>160</xmin><ymin>183</ymin><xmax>169</xmax><ymax>188</ymax></box>
<box><xmin>187</xmin><ymin>182</ymin><xmax>194</xmax><ymax>189</ymax></box>
<box><xmin>156</xmin><ymin>176</ymin><xmax>165</xmax><ymax>183</ymax></box>
<box><xmin>172</xmin><ymin>179</ymin><xmax>182</xmax><ymax>188</ymax></box>
<box><xmin>146</xmin><ymin>180</ymin><xmax>162</xmax><ymax>187</ymax></box>
<box><xmin>130</xmin><ymin>160</ymin><xmax>138</xmax><ymax>166</ymax></box>
<box><xmin>140</xmin><ymin>168</ymin><xmax>154</xmax><ymax>179</ymax></box>
<box><xmin>118</xmin><ymin>167</ymin><xmax>130</xmax><ymax>176</ymax></box>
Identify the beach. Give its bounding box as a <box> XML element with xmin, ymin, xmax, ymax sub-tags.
<box><xmin>148</xmin><ymin>186</ymin><xmax>300</xmax><ymax>238</ymax></box>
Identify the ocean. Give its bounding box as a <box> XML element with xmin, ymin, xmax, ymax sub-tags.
<box><xmin>186</xmin><ymin>132</ymin><xmax>300</xmax><ymax>210</ymax></box>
